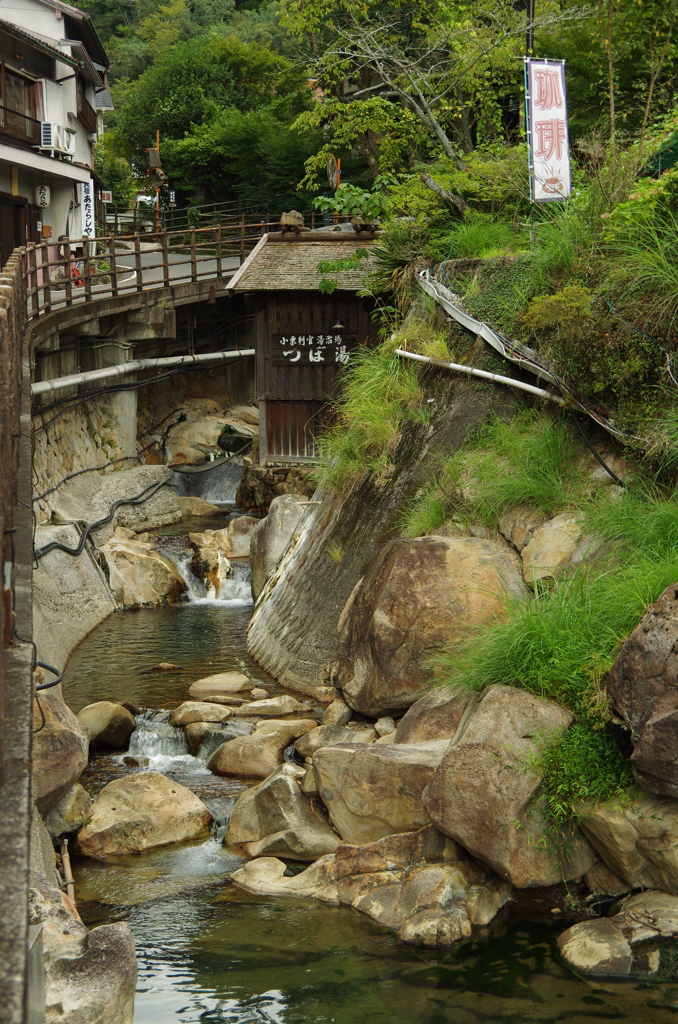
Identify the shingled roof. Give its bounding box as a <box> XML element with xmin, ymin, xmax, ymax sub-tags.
<box><xmin>228</xmin><ymin>232</ymin><xmax>379</xmax><ymax>292</ymax></box>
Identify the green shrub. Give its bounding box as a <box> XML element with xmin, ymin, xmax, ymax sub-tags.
<box><xmin>534</xmin><ymin>722</ymin><xmax>634</xmax><ymax>828</ymax></box>
<box><xmin>523</xmin><ymin>285</ymin><xmax>593</xmax><ymax>336</ymax></box>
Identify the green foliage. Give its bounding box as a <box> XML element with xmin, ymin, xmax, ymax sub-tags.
<box><xmin>115</xmin><ymin>35</ymin><xmax>307</xmax><ymax>161</ymax></box>
<box><xmin>167</xmin><ymin>102</ymin><xmax>319</xmax><ymax>211</ymax></box>
<box><xmin>523</xmin><ymin>285</ymin><xmax>593</xmax><ymax>337</ymax></box>
<box><xmin>534</xmin><ymin>723</ymin><xmax>634</xmax><ymax>828</ymax></box>
<box><xmin>315</xmin><ymin>249</ymin><xmax>369</xmax><ymax>294</ymax></box>
<box><xmin>607</xmin><ymin>212</ymin><xmax>678</xmax><ymax>335</ymax></box>
<box><xmin>93</xmin><ymin>134</ymin><xmax>137</xmax><ymax>208</ymax></box>
<box><xmin>313</xmin><ymin>180</ymin><xmax>393</xmax><ymax>221</ymax></box>
<box><xmin>293</xmin><ymin>98</ymin><xmax>427</xmax><ymax>189</ymax></box>
<box><xmin>314</xmin><ymin>346</ymin><xmax>426</xmax><ymax>491</ymax></box>
<box><xmin>447</xmin><ymin>215</ymin><xmax>525</xmax><ymax>259</ymax></box>
<box><xmin>400</xmin><ymin>410</ymin><xmax>582</xmax><ymax>537</ymax></box>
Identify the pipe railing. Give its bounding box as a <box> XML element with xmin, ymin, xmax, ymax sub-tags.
<box><xmin>23</xmin><ymin>217</ymin><xmax>282</xmax><ymax>320</ymax></box>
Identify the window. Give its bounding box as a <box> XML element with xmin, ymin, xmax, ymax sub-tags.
<box><xmin>0</xmin><ymin>65</ymin><xmax>39</xmax><ymax>144</ymax></box>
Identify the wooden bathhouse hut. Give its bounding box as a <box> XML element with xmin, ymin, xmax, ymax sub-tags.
<box><xmin>228</xmin><ymin>229</ymin><xmax>379</xmax><ymax>463</ymax></box>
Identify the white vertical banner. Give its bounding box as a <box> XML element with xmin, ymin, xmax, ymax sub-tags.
<box><xmin>525</xmin><ymin>59</ymin><xmax>572</xmax><ymax>202</ymax></box>
<box><xmin>80</xmin><ymin>180</ymin><xmax>96</xmax><ymax>238</ymax></box>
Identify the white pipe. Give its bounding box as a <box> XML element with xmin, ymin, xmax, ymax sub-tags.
<box><xmin>395</xmin><ymin>349</ymin><xmax>565</xmax><ymax>405</ymax></box>
<box><xmin>31</xmin><ymin>349</ymin><xmax>255</xmax><ymax>396</ymax></box>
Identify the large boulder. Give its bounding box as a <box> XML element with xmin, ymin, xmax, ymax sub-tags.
<box><xmin>188</xmin><ymin>671</ymin><xmax>252</xmax><ymax>696</ymax></box>
<box><xmin>606</xmin><ymin>583</ymin><xmax>678</xmax><ymax>797</ymax></box>
<box><xmin>231</xmin><ymin>854</ymin><xmax>339</xmax><ymax>903</ymax></box>
<box><xmin>520</xmin><ymin>513</ymin><xmax>583</xmax><ymax>585</ymax></box>
<box><xmin>394</xmin><ymin>687</ymin><xmax>474</xmax><ymax>744</ymax></box>
<box><xmin>295</xmin><ymin>724</ymin><xmax>377</xmax><ymax>758</ymax></box>
<box><xmin>422</xmin><ymin>686</ymin><xmax>597</xmax><ymax>888</ymax></box>
<box><xmin>558</xmin><ymin>891</ymin><xmax>678</xmax><ymax>977</ymax></box>
<box><xmin>33</xmin><ymin>695</ymin><xmax>89</xmax><ymax>816</ymax></box>
<box><xmin>77</xmin><ymin>701</ymin><xmax>136</xmax><ymax>749</ymax></box>
<box><xmin>334</xmin><ymin>536</ymin><xmax>527</xmax><ymax>715</ymax></box>
<box><xmin>322</xmin><ymin>699</ymin><xmax>353</xmax><ymax>727</ymax></box>
<box><xmin>74</xmin><ymin>771</ymin><xmax>212</xmax><ymax>859</ymax></box>
<box><xmin>226</xmin><ymin>763</ymin><xmax>340</xmax><ymax>859</ymax></box>
<box><xmin>231</xmin><ymin>827</ymin><xmax>512</xmax><ymax>947</ymax></box>
<box><xmin>250</xmin><ymin>494</ymin><xmax>306</xmax><ymax>598</ymax></box>
<box><xmin>207</xmin><ymin>719</ymin><xmax>317</xmax><ymax>778</ymax></box>
<box><xmin>50</xmin><ymin>465</ymin><xmax>181</xmax><ymax>545</ymax></box>
<box><xmin>578</xmin><ymin>792</ymin><xmax>678</xmax><ymax>891</ymax></box>
<box><xmin>29</xmin><ymin>873</ymin><xmax>137</xmax><ymax>1024</ymax></box>
<box><xmin>166</xmin><ymin>414</ymin><xmax>256</xmax><ymax>465</ymax></box>
<box><xmin>223</xmin><ymin>516</ymin><xmax>260</xmax><ymax>558</ymax></box>
<box><xmin>44</xmin><ymin>783</ymin><xmax>93</xmax><ymax>839</ymax></box>
<box><xmin>101</xmin><ymin>528</ymin><xmax>185</xmax><ymax>607</ymax></box>
<box><xmin>168</xmin><ymin>701</ymin><xmax>233</xmax><ymax>726</ymax></box>
<box><xmin>313</xmin><ymin>741</ymin><xmax>448</xmax><ymax>845</ymax></box>
<box><xmin>230</xmin><ymin>695</ymin><xmax>308</xmax><ymax>717</ymax></box>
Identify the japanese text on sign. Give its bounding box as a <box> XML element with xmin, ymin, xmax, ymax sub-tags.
<box><xmin>80</xmin><ymin>181</ymin><xmax>96</xmax><ymax>238</ymax></box>
<box><xmin>272</xmin><ymin>333</ymin><xmax>352</xmax><ymax>366</ymax></box>
<box><xmin>525</xmin><ymin>59</ymin><xmax>571</xmax><ymax>202</ymax></box>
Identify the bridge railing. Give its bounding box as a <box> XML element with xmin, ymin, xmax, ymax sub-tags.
<box><xmin>24</xmin><ymin>217</ymin><xmax>281</xmax><ymax>320</ymax></box>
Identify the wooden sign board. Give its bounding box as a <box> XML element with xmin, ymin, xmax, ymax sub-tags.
<box><xmin>272</xmin><ymin>333</ymin><xmax>356</xmax><ymax>366</ymax></box>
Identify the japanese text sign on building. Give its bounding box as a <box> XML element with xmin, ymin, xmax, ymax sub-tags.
<box><xmin>525</xmin><ymin>59</ymin><xmax>571</xmax><ymax>202</ymax></box>
<box><xmin>80</xmin><ymin>181</ymin><xmax>96</xmax><ymax>239</ymax></box>
<box><xmin>272</xmin><ymin>333</ymin><xmax>353</xmax><ymax>366</ymax></box>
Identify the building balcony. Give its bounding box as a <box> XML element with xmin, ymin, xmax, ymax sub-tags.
<box><xmin>0</xmin><ymin>106</ymin><xmax>40</xmax><ymax>146</ymax></box>
<box><xmin>77</xmin><ymin>92</ymin><xmax>97</xmax><ymax>136</ymax></box>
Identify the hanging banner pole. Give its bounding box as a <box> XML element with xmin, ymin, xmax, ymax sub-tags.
<box><xmin>524</xmin><ymin>58</ymin><xmax>572</xmax><ymax>202</ymax></box>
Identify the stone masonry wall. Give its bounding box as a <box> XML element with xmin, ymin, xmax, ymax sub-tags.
<box><xmin>237</xmin><ymin>457</ymin><xmax>315</xmax><ymax>508</ymax></box>
<box><xmin>33</xmin><ymin>398</ymin><xmax>126</xmax><ymax>521</ymax></box>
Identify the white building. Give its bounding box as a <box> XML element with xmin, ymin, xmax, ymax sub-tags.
<box><xmin>0</xmin><ymin>0</ymin><xmax>110</xmax><ymax>266</ymax></box>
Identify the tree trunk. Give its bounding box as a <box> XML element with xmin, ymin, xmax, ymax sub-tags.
<box><xmin>420</xmin><ymin>174</ymin><xmax>468</xmax><ymax>216</ymax></box>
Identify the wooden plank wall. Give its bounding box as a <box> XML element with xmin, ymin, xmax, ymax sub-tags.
<box><xmin>255</xmin><ymin>290</ymin><xmax>377</xmax><ymax>462</ymax></box>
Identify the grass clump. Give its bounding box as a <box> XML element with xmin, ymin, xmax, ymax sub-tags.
<box><xmin>535</xmin><ymin>722</ymin><xmax>634</xmax><ymax>828</ymax></box>
<box><xmin>400</xmin><ymin>408</ymin><xmax>585</xmax><ymax>537</ymax></box>
<box><xmin>314</xmin><ymin>345</ymin><xmax>426</xmax><ymax>492</ymax></box>
<box><xmin>437</xmin><ymin>482</ymin><xmax>678</xmax><ymax>823</ymax></box>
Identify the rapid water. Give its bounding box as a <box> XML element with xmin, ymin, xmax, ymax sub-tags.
<box><xmin>171</xmin><ymin>459</ymin><xmax>244</xmax><ymax>504</ymax></box>
<box><xmin>65</xmin><ymin>573</ymin><xmax>678</xmax><ymax>1024</ymax></box>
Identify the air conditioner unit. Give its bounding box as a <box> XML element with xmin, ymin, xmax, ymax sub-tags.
<box><xmin>40</xmin><ymin>122</ymin><xmax>61</xmax><ymax>150</ymax></box>
<box><xmin>38</xmin><ymin>122</ymin><xmax>73</xmax><ymax>156</ymax></box>
<box><xmin>62</xmin><ymin>128</ymin><xmax>76</xmax><ymax>157</ymax></box>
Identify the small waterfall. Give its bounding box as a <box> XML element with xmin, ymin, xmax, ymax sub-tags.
<box><xmin>157</xmin><ymin>538</ymin><xmax>253</xmax><ymax>607</ymax></box>
<box><xmin>171</xmin><ymin>459</ymin><xmax>244</xmax><ymax>504</ymax></box>
<box><xmin>124</xmin><ymin>710</ymin><xmax>198</xmax><ymax>772</ymax></box>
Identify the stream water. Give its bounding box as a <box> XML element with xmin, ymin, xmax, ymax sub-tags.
<box><xmin>62</xmin><ymin>545</ymin><xmax>678</xmax><ymax>1024</ymax></box>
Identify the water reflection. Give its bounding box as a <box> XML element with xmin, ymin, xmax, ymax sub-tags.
<box><xmin>62</xmin><ymin>603</ymin><xmax>276</xmax><ymax>712</ymax></box>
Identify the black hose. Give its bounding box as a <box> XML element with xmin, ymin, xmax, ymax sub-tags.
<box><xmin>569</xmin><ymin>411</ymin><xmax>626</xmax><ymax>487</ymax></box>
<box><xmin>35</xmin><ymin>660</ymin><xmax>63</xmax><ymax>690</ymax></box>
<box><xmin>34</xmin><ymin>479</ymin><xmax>169</xmax><ymax>559</ymax></box>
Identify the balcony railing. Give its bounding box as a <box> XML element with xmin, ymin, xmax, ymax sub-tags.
<box><xmin>76</xmin><ymin>92</ymin><xmax>97</xmax><ymax>135</ymax></box>
<box><xmin>0</xmin><ymin>106</ymin><xmax>40</xmax><ymax>145</ymax></box>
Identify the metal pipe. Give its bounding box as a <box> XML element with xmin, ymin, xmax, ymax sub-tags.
<box><xmin>59</xmin><ymin>838</ymin><xmax>75</xmax><ymax>903</ymax></box>
<box><xmin>395</xmin><ymin>349</ymin><xmax>565</xmax><ymax>404</ymax></box>
<box><xmin>31</xmin><ymin>348</ymin><xmax>255</xmax><ymax>396</ymax></box>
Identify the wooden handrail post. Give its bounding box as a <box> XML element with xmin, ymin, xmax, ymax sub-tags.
<box><xmin>190</xmin><ymin>227</ymin><xmax>197</xmax><ymax>283</ymax></box>
<box><xmin>27</xmin><ymin>243</ymin><xmax>38</xmax><ymax>315</ymax></box>
<box><xmin>82</xmin><ymin>237</ymin><xmax>92</xmax><ymax>301</ymax></box>
<box><xmin>161</xmin><ymin>230</ymin><xmax>170</xmax><ymax>288</ymax></box>
<box><xmin>108</xmin><ymin>235</ymin><xmax>118</xmax><ymax>297</ymax></box>
<box><xmin>134</xmin><ymin>233</ymin><xmax>143</xmax><ymax>292</ymax></box>
<box><xmin>62</xmin><ymin>238</ymin><xmax>73</xmax><ymax>306</ymax></box>
<box><xmin>41</xmin><ymin>242</ymin><xmax>51</xmax><ymax>315</ymax></box>
<box><xmin>215</xmin><ymin>223</ymin><xmax>222</xmax><ymax>278</ymax></box>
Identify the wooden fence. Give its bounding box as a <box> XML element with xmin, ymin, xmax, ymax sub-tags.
<box><xmin>23</xmin><ymin>218</ymin><xmax>282</xmax><ymax>320</ymax></box>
